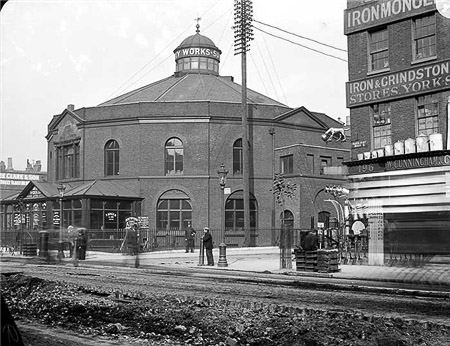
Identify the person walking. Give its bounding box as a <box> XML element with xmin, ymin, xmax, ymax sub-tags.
<box><xmin>185</xmin><ymin>222</ymin><xmax>196</xmax><ymax>253</ymax></box>
<box><xmin>202</xmin><ymin>227</ymin><xmax>214</xmax><ymax>266</ymax></box>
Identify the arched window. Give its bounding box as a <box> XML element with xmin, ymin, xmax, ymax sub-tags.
<box><xmin>233</xmin><ymin>139</ymin><xmax>243</xmax><ymax>175</ymax></box>
<box><xmin>157</xmin><ymin>190</ymin><xmax>192</xmax><ymax>230</ymax></box>
<box><xmin>165</xmin><ymin>138</ymin><xmax>183</xmax><ymax>175</ymax></box>
<box><xmin>105</xmin><ymin>140</ymin><xmax>119</xmax><ymax>176</ymax></box>
<box><xmin>281</xmin><ymin>210</ymin><xmax>294</xmax><ymax>229</ymax></box>
<box><xmin>225</xmin><ymin>190</ymin><xmax>257</xmax><ymax>230</ymax></box>
<box><xmin>318</xmin><ymin>211</ymin><xmax>330</xmax><ymax>229</ymax></box>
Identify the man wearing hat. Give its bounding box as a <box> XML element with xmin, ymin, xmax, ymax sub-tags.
<box><xmin>202</xmin><ymin>227</ymin><xmax>214</xmax><ymax>266</ymax></box>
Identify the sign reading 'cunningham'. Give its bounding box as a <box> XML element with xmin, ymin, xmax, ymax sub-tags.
<box><xmin>346</xmin><ymin>59</ymin><xmax>450</xmax><ymax>107</ymax></box>
<box><xmin>344</xmin><ymin>0</ymin><xmax>435</xmax><ymax>34</ymax></box>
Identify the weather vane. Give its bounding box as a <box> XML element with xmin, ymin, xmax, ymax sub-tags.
<box><xmin>195</xmin><ymin>16</ymin><xmax>201</xmax><ymax>33</ymax></box>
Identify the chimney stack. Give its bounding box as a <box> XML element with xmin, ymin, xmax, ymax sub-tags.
<box><xmin>7</xmin><ymin>157</ymin><xmax>13</xmax><ymax>170</ymax></box>
<box><xmin>67</xmin><ymin>104</ymin><xmax>75</xmax><ymax>111</ymax></box>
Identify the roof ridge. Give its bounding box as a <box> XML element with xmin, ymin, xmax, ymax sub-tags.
<box><xmin>154</xmin><ymin>74</ymin><xmax>188</xmax><ymax>101</ymax></box>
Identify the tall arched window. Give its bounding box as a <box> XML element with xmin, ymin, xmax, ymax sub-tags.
<box><xmin>225</xmin><ymin>190</ymin><xmax>257</xmax><ymax>230</ymax></box>
<box><xmin>157</xmin><ymin>190</ymin><xmax>192</xmax><ymax>230</ymax></box>
<box><xmin>281</xmin><ymin>210</ymin><xmax>294</xmax><ymax>229</ymax></box>
<box><xmin>105</xmin><ymin>140</ymin><xmax>119</xmax><ymax>176</ymax></box>
<box><xmin>165</xmin><ymin>138</ymin><xmax>183</xmax><ymax>175</ymax></box>
<box><xmin>233</xmin><ymin>139</ymin><xmax>243</xmax><ymax>175</ymax></box>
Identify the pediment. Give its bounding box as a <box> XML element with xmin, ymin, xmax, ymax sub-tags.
<box><xmin>275</xmin><ymin>107</ymin><xmax>328</xmax><ymax>129</ymax></box>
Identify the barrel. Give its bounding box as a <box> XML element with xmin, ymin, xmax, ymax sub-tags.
<box><xmin>23</xmin><ymin>243</ymin><xmax>37</xmax><ymax>256</ymax></box>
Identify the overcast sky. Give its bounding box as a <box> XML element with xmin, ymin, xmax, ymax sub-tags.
<box><xmin>0</xmin><ymin>0</ymin><xmax>348</xmax><ymax>170</ymax></box>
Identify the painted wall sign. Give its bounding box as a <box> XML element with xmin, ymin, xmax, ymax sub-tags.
<box><xmin>174</xmin><ymin>47</ymin><xmax>220</xmax><ymax>60</ymax></box>
<box><xmin>346</xmin><ymin>59</ymin><xmax>450</xmax><ymax>107</ymax></box>
<box><xmin>0</xmin><ymin>172</ymin><xmax>41</xmax><ymax>186</ymax></box>
<box><xmin>26</xmin><ymin>187</ymin><xmax>44</xmax><ymax>199</ymax></box>
<box><xmin>105</xmin><ymin>212</ymin><xmax>117</xmax><ymax>222</ymax></box>
<box><xmin>348</xmin><ymin>152</ymin><xmax>450</xmax><ymax>174</ymax></box>
<box><xmin>344</xmin><ymin>0</ymin><xmax>435</xmax><ymax>34</ymax></box>
<box><xmin>352</xmin><ymin>140</ymin><xmax>368</xmax><ymax>148</ymax></box>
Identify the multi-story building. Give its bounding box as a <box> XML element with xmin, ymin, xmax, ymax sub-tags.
<box><xmin>1</xmin><ymin>25</ymin><xmax>349</xmax><ymax>248</ymax></box>
<box><xmin>344</xmin><ymin>0</ymin><xmax>450</xmax><ymax>264</ymax></box>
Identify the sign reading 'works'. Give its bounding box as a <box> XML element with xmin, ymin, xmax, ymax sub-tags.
<box><xmin>346</xmin><ymin>59</ymin><xmax>450</xmax><ymax>107</ymax></box>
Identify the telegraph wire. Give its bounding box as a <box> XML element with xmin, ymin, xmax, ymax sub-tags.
<box><xmin>253</xmin><ymin>25</ymin><xmax>347</xmax><ymax>63</ymax></box>
<box><xmin>254</xmin><ymin>19</ymin><xmax>347</xmax><ymax>53</ymax></box>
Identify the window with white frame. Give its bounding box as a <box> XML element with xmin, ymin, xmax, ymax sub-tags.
<box><xmin>417</xmin><ymin>94</ymin><xmax>439</xmax><ymax>136</ymax></box>
<box><xmin>165</xmin><ymin>138</ymin><xmax>183</xmax><ymax>175</ymax></box>
<box><xmin>372</xmin><ymin>103</ymin><xmax>392</xmax><ymax>149</ymax></box>
<box><xmin>280</xmin><ymin>155</ymin><xmax>293</xmax><ymax>175</ymax></box>
<box><xmin>369</xmin><ymin>28</ymin><xmax>389</xmax><ymax>72</ymax></box>
<box><xmin>412</xmin><ymin>14</ymin><xmax>436</xmax><ymax>61</ymax></box>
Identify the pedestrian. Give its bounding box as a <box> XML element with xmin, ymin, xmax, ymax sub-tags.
<box><xmin>202</xmin><ymin>227</ymin><xmax>214</xmax><ymax>266</ymax></box>
<box><xmin>77</xmin><ymin>228</ymin><xmax>88</xmax><ymax>260</ymax></box>
<box><xmin>185</xmin><ymin>222</ymin><xmax>196</xmax><ymax>253</ymax></box>
<box><xmin>301</xmin><ymin>229</ymin><xmax>318</xmax><ymax>251</ymax></box>
<box><xmin>67</xmin><ymin>225</ymin><xmax>77</xmax><ymax>258</ymax></box>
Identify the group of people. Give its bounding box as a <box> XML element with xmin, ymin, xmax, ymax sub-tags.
<box><xmin>185</xmin><ymin>223</ymin><xmax>214</xmax><ymax>266</ymax></box>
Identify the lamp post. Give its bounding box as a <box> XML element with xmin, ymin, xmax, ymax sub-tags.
<box><xmin>217</xmin><ymin>163</ymin><xmax>229</xmax><ymax>267</ymax></box>
<box><xmin>17</xmin><ymin>197</ymin><xmax>24</xmax><ymax>255</ymax></box>
<box><xmin>57</xmin><ymin>183</ymin><xmax>66</xmax><ymax>261</ymax></box>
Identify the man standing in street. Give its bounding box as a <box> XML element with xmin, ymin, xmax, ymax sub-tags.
<box><xmin>185</xmin><ymin>222</ymin><xmax>196</xmax><ymax>253</ymax></box>
<box><xmin>202</xmin><ymin>227</ymin><xmax>214</xmax><ymax>266</ymax></box>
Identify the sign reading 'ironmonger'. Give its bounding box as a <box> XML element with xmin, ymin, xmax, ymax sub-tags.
<box><xmin>346</xmin><ymin>59</ymin><xmax>450</xmax><ymax>107</ymax></box>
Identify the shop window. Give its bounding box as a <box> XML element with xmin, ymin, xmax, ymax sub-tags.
<box><xmin>156</xmin><ymin>190</ymin><xmax>192</xmax><ymax>230</ymax></box>
<box><xmin>225</xmin><ymin>191</ymin><xmax>257</xmax><ymax>230</ymax></box>
<box><xmin>165</xmin><ymin>138</ymin><xmax>183</xmax><ymax>175</ymax></box>
<box><xmin>417</xmin><ymin>94</ymin><xmax>439</xmax><ymax>135</ymax></box>
<box><xmin>280</xmin><ymin>155</ymin><xmax>294</xmax><ymax>175</ymax></box>
<box><xmin>372</xmin><ymin>103</ymin><xmax>392</xmax><ymax>149</ymax></box>
<box><xmin>368</xmin><ymin>28</ymin><xmax>389</xmax><ymax>72</ymax></box>
<box><xmin>412</xmin><ymin>14</ymin><xmax>436</xmax><ymax>61</ymax></box>
<box><xmin>105</xmin><ymin>140</ymin><xmax>120</xmax><ymax>176</ymax></box>
<box><xmin>56</xmin><ymin>141</ymin><xmax>80</xmax><ymax>180</ymax></box>
<box><xmin>233</xmin><ymin>139</ymin><xmax>243</xmax><ymax>175</ymax></box>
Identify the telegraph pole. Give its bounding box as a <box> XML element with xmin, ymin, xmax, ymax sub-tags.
<box><xmin>233</xmin><ymin>0</ymin><xmax>253</xmax><ymax>246</ymax></box>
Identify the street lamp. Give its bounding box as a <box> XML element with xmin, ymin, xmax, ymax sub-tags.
<box><xmin>217</xmin><ymin>163</ymin><xmax>229</xmax><ymax>267</ymax></box>
<box><xmin>17</xmin><ymin>197</ymin><xmax>24</xmax><ymax>255</ymax></box>
<box><xmin>57</xmin><ymin>183</ymin><xmax>66</xmax><ymax>261</ymax></box>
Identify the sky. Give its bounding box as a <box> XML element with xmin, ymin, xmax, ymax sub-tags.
<box><xmin>0</xmin><ymin>0</ymin><xmax>348</xmax><ymax>170</ymax></box>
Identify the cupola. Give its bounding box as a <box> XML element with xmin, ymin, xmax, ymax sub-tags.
<box><xmin>173</xmin><ymin>23</ymin><xmax>221</xmax><ymax>76</ymax></box>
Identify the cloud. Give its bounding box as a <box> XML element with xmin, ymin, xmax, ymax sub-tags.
<box><xmin>135</xmin><ymin>33</ymin><xmax>148</xmax><ymax>47</ymax></box>
<box><xmin>69</xmin><ymin>54</ymin><xmax>92</xmax><ymax>76</ymax></box>
<box><xmin>118</xmin><ymin>17</ymin><xmax>130</xmax><ymax>38</ymax></box>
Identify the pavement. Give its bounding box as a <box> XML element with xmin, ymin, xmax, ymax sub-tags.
<box><xmin>1</xmin><ymin>246</ymin><xmax>449</xmax><ymax>288</ymax></box>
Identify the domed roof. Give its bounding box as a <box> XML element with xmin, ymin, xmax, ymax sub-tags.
<box><xmin>174</xmin><ymin>24</ymin><xmax>220</xmax><ymax>52</ymax></box>
<box><xmin>176</xmin><ymin>33</ymin><xmax>217</xmax><ymax>50</ymax></box>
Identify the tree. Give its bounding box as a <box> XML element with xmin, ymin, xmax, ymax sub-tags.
<box><xmin>271</xmin><ymin>173</ymin><xmax>297</xmax><ymax>269</ymax></box>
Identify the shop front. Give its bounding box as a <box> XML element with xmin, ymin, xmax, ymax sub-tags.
<box><xmin>0</xmin><ymin>180</ymin><xmax>142</xmax><ymax>252</ymax></box>
<box><xmin>346</xmin><ymin>150</ymin><xmax>450</xmax><ymax>265</ymax></box>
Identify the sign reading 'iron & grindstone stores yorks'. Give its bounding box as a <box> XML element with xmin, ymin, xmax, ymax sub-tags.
<box><xmin>346</xmin><ymin>59</ymin><xmax>450</xmax><ymax>107</ymax></box>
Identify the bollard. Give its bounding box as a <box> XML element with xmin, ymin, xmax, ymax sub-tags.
<box><xmin>39</xmin><ymin>231</ymin><xmax>49</xmax><ymax>258</ymax></box>
<box><xmin>198</xmin><ymin>238</ymin><xmax>205</xmax><ymax>266</ymax></box>
<box><xmin>217</xmin><ymin>243</ymin><xmax>228</xmax><ymax>267</ymax></box>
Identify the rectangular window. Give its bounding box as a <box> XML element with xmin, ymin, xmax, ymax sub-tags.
<box><xmin>372</xmin><ymin>103</ymin><xmax>392</xmax><ymax>149</ymax></box>
<box><xmin>413</xmin><ymin>14</ymin><xmax>436</xmax><ymax>61</ymax></box>
<box><xmin>417</xmin><ymin>94</ymin><xmax>439</xmax><ymax>135</ymax></box>
<box><xmin>319</xmin><ymin>156</ymin><xmax>331</xmax><ymax>175</ymax></box>
<box><xmin>369</xmin><ymin>28</ymin><xmax>389</xmax><ymax>72</ymax></box>
<box><xmin>280</xmin><ymin>155</ymin><xmax>293</xmax><ymax>175</ymax></box>
<box><xmin>56</xmin><ymin>142</ymin><xmax>80</xmax><ymax>180</ymax></box>
<box><xmin>307</xmin><ymin>154</ymin><xmax>314</xmax><ymax>174</ymax></box>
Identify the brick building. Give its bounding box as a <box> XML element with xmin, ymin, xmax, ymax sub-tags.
<box><xmin>1</xmin><ymin>25</ymin><xmax>349</xmax><ymax>248</ymax></box>
<box><xmin>344</xmin><ymin>0</ymin><xmax>450</xmax><ymax>264</ymax></box>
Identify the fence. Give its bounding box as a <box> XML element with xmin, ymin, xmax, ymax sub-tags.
<box><xmin>0</xmin><ymin>228</ymin><xmax>309</xmax><ymax>253</ymax></box>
